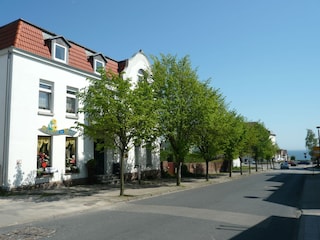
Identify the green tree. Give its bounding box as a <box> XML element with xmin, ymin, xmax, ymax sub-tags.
<box><xmin>223</xmin><ymin>111</ymin><xmax>246</xmax><ymax>177</ymax></box>
<box><xmin>151</xmin><ymin>54</ymin><xmax>204</xmax><ymax>186</ymax></box>
<box><xmin>244</xmin><ymin>121</ymin><xmax>273</xmax><ymax>172</ymax></box>
<box><xmin>77</xmin><ymin>70</ymin><xmax>155</xmax><ymax>196</ymax></box>
<box><xmin>263</xmin><ymin>139</ymin><xmax>278</xmax><ymax>169</ymax></box>
<box><xmin>194</xmin><ymin>83</ymin><xmax>228</xmax><ymax>181</ymax></box>
<box><xmin>305</xmin><ymin>129</ymin><xmax>318</xmax><ymax>164</ymax></box>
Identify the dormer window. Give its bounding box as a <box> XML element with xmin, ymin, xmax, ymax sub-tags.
<box><xmin>45</xmin><ymin>35</ymin><xmax>71</xmax><ymax>64</ymax></box>
<box><xmin>88</xmin><ymin>53</ymin><xmax>107</xmax><ymax>74</ymax></box>
<box><xmin>94</xmin><ymin>59</ymin><xmax>105</xmax><ymax>74</ymax></box>
<box><xmin>54</xmin><ymin>43</ymin><xmax>67</xmax><ymax>62</ymax></box>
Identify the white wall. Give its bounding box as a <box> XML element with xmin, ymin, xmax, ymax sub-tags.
<box><xmin>122</xmin><ymin>51</ymin><xmax>151</xmax><ymax>86</ymax></box>
<box><xmin>6</xmin><ymin>49</ymin><xmax>94</xmax><ymax>187</ymax></box>
<box><xmin>121</xmin><ymin>51</ymin><xmax>160</xmax><ymax>173</ymax></box>
<box><xmin>4</xmin><ymin>49</ymin><xmax>160</xmax><ymax>187</ymax></box>
<box><xmin>0</xmin><ymin>50</ymin><xmax>9</xmax><ymax>187</ymax></box>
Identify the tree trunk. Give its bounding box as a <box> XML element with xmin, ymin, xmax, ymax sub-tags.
<box><xmin>229</xmin><ymin>159</ymin><xmax>232</xmax><ymax>177</ymax></box>
<box><xmin>206</xmin><ymin>160</ymin><xmax>209</xmax><ymax>181</ymax></box>
<box><xmin>176</xmin><ymin>162</ymin><xmax>182</xmax><ymax>186</ymax></box>
<box><xmin>119</xmin><ymin>151</ymin><xmax>125</xmax><ymax>196</ymax></box>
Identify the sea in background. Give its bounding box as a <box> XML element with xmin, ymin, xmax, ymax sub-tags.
<box><xmin>288</xmin><ymin>150</ymin><xmax>310</xmax><ymax>161</ymax></box>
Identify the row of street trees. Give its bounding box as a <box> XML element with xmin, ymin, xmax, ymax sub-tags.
<box><xmin>305</xmin><ymin>129</ymin><xmax>319</xmax><ymax>166</ymax></box>
<box><xmin>76</xmin><ymin>54</ymin><xmax>278</xmax><ymax>196</ymax></box>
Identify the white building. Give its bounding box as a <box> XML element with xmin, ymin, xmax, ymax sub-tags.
<box><xmin>0</xmin><ymin>19</ymin><xmax>159</xmax><ymax>189</ymax></box>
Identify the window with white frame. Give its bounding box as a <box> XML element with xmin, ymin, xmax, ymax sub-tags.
<box><xmin>94</xmin><ymin>59</ymin><xmax>104</xmax><ymax>74</ymax></box>
<box><xmin>66</xmin><ymin>87</ymin><xmax>78</xmax><ymax>115</ymax></box>
<box><xmin>54</xmin><ymin>43</ymin><xmax>67</xmax><ymax>63</ymax></box>
<box><xmin>39</xmin><ymin>81</ymin><xmax>53</xmax><ymax>113</ymax></box>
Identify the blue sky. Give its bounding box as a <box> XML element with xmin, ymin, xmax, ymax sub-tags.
<box><xmin>1</xmin><ymin>0</ymin><xmax>320</xmax><ymax>151</ymax></box>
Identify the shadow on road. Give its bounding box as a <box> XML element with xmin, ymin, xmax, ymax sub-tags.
<box><xmin>229</xmin><ymin>215</ymin><xmax>298</xmax><ymax>240</ymax></box>
<box><xmin>232</xmin><ymin>166</ymin><xmax>320</xmax><ymax>239</ymax></box>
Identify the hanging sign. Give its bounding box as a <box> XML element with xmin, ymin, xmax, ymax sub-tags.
<box><xmin>39</xmin><ymin>119</ymin><xmax>77</xmax><ymax>136</ymax></box>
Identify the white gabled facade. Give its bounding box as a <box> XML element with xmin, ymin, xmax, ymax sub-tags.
<box><xmin>0</xmin><ymin>19</ymin><xmax>160</xmax><ymax>189</ymax></box>
<box><xmin>120</xmin><ymin>51</ymin><xmax>161</xmax><ymax>175</ymax></box>
<box><xmin>0</xmin><ymin>47</ymin><xmax>95</xmax><ymax>188</ymax></box>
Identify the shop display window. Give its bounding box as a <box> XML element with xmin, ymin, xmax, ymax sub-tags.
<box><xmin>37</xmin><ymin>136</ymin><xmax>52</xmax><ymax>177</ymax></box>
<box><xmin>65</xmin><ymin>137</ymin><xmax>79</xmax><ymax>173</ymax></box>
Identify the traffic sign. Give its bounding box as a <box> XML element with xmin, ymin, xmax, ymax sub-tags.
<box><xmin>313</xmin><ymin>146</ymin><xmax>320</xmax><ymax>157</ymax></box>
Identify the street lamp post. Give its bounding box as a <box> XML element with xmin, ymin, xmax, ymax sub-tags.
<box><xmin>316</xmin><ymin>126</ymin><xmax>320</xmax><ymax>167</ymax></box>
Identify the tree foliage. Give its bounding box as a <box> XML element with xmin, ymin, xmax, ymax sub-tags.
<box><xmin>194</xmin><ymin>84</ymin><xmax>232</xmax><ymax>180</ymax></box>
<box><xmin>305</xmin><ymin>129</ymin><xmax>317</xmax><ymax>159</ymax></box>
<box><xmin>223</xmin><ymin>111</ymin><xmax>246</xmax><ymax>177</ymax></box>
<box><xmin>76</xmin><ymin>70</ymin><xmax>155</xmax><ymax>196</ymax></box>
<box><xmin>151</xmin><ymin>54</ymin><xmax>205</xmax><ymax>185</ymax></box>
<box><xmin>244</xmin><ymin>121</ymin><xmax>274</xmax><ymax>171</ymax></box>
<box><xmin>77</xmin><ymin>53</ymin><xmax>278</xmax><ymax>191</ymax></box>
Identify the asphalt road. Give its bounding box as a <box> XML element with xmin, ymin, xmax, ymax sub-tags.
<box><xmin>0</xmin><ymin>167</ymin><xmax>307</xmax><ymax>240</ymax></box>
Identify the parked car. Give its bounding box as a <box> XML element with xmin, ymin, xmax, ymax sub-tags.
<box><xmin>289</xmin><ymin>160</ymin><xmax>297</xmax><ymax>166</ymax></box>
<box><xmin>298</xmin><ymin>160</ymin><xmax>310</xmax><ymax>165</ymax></box>
<box><xmin>280</xmin><ymin>162</ymin><xmax>289</xmax><ymax>169</ymax></box>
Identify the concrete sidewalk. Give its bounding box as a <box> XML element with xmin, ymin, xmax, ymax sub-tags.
<box><xmin>298</xmin><ymin>172</ymin><xmax>320</xmax><ymax>240</ymax></box>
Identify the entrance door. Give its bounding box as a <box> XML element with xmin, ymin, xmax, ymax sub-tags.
<box><xmin>94</xmin><ymin>142</ymin><xmax>105</xmax><ymax>175</ymax></box>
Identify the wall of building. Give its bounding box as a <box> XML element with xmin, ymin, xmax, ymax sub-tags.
<box><xmin>5</xmin><ymin>49</ymin><xmax>95</xmax><ymax>188</ymax></box>
<box><xmin>0</xmin><ymin>49</ymin><xmax>9</xmax><ymax>187</ymax></box>
<box><xmin>119</xmin><ymin>51</ymin><xmax>161</xmax><ymax>174</ymax></box>
<box><xmin>1</xmin><ymin>45</ymin><xmax>161</xmax><ymax>188</ymax></box>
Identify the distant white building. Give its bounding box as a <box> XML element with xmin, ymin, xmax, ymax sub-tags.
<box><xmin>0</xmin><ymin>19</ymin><xmax>159</xmax><ymax>189</ymax></box>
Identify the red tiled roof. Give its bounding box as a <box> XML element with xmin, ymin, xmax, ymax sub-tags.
<box><xmin>0</xmin><ymin>19</ymin><xmax>20</xmax><ymax>50</ymax></box>
<box><xmin>69</xmin><ymin>43</ymin><xmax>93</xmax><ymax>72</ymax></box>
<box><xmin>15</xmin><ymin>20</ymin><xmax>51</xmax><ymax>59</ymax></box>
<box><xmin>0</xmin><ymin>19</ymin><xmax>120</xmax><ymax>74</ymax></box>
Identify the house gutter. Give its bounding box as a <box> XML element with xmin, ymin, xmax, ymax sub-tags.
<box><xmin>1</xmin><ymin>48</ymin><xmax>13</xmax><ymax>189</ymax></box>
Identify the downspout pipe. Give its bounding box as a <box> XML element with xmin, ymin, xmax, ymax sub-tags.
<box><xmin>2</xmin><ymin>48</ymin><xmax>13</xmax><ymax>189</ymax></box>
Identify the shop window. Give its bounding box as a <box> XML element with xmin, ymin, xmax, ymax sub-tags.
<box><xmin>37</xmin><ymin>136</ymin><xmax>52</xmax><ymax>177</ymax></box>
<box><xmin>66</xmin><ymin>137</ymin><xmax>79</xmax><ymax>173</ymax></box>
<box><xmin>66</xmin><ymin>87</ymin><xmax>78</xmax><ymax>116</ymax></box>
<box><xmin>39</xmin><ymin>80</ymin><xmax>54</xmax><ymax>114</ymax></box>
